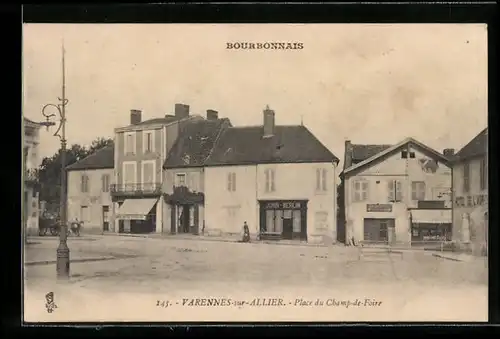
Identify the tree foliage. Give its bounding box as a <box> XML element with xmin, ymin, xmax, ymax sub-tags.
<box><xmin>38</xmin><ymin>137</ymin><xmax>113</xmax><ymax>207</ymax></box>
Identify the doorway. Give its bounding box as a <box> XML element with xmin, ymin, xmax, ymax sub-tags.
<box><xmin>282</xmin><ymin>216</ymin><xmax>293</xmax><ymax>240</ymax></box>
<box><xmin>102</xmin><ymin>205</ymin><xmax>110</xmax><ymax>232</ymax></box>
<box><xmin>178</xmin><ymin>205</ymin><xmax>190</xmax><ymax>233</ymax></box>
<box><xmin>363</xmin><ymin>218</ymin><xmax>396</xmax><ymax>244</ymax></box>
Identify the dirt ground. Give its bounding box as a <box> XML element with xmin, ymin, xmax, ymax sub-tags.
<box><xmin>23</xmin><ymin>235</ymin><xmax>488</xmax><ymax>322</ymax></box>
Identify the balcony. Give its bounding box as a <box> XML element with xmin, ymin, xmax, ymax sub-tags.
<box><xmin>24</xmin><ymin>168</ymin><xmax>39</xmax><ymax>187</ymax></box>
<box><xmin>110</xmin><ymin>183</ymin><xmax>162</xmax><ymax>200</ymax></box>
<box><xmin>164</xmin><ymin>185</ymin><xmax>204</xmax><ymax>205</ymax></box>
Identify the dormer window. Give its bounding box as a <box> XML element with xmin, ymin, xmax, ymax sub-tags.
<box><xmin>401</xmin><ymin>151</ymin><xmax>408</xmax><ymax>158</ymax></box>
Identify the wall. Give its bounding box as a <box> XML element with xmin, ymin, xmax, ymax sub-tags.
<box><xmin>204</xmin><ymin>162</ymin><xmax>337</xmax><ymax>243</ymax></box>
<box><xmin>24</xmin><ymin>122</ymin><xmax>41</xmax><ymax>235</ymax></box>
<box><xmin>344</xmin><ymin>145</ymin><xmax>452</xmax><ymax>244</ymax></box>
<box><xmin>67</xmin><ymin>168</ymin><xmax>114</xmax><ymax>234</ymax></box>
<box><xmin>452</xmin><ymin>156</ymin><xmax>488</xmax><ymax>253</ymax></box>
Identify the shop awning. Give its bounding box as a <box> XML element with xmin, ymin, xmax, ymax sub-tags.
<box><xmin>411</xmin><ymin>209</ymin><xmax>452</xmax><ymax>224</ymax></box>
<box><xmin>117</xmin><ymin>198</ymin><xmax>158</xmax><ymax>221</ymax></box>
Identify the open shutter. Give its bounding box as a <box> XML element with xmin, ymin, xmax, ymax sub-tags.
<box><xmin>270</xmin><ymin>170</ymin><xmax>275</xmax><ymax>191</ymax></box>
<box><xmin>227</xmin><ymin>173</ymin><xmax>232</xmax><ymax>191</ymax></box>
<box><xmin>322</xmin><ymin>169</ymin><xmax>327</xmax><ymax>191</ymax></box>
<box><xmin>395</xmin><ymin>180</ymin><xmax>402</xmax><ymax>201</ymax></box>
<box><xmin>388</xmin><ymin>180</ymin><xmax>394</xmax><ymax>202</ymax></box>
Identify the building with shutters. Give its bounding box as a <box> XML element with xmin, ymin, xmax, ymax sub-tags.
<box><xmin>111</xmin><ymin>104</ymin><xmax>204</xmax><ymax>234</ymax></box>
<box><xmin>451</xmin><ymin>128</ymin><xmax>488</xmax><ymax>256</ymax></box>
<box><xmin>339</xmin><ymin>138</ymin><xmax>453</xmax><ymax>246</ymax></box>
<box><xmin>202</xmin><ymin>106</ymin><xmax>339</xmax><ymax>244</ymax></box>
<box><xmin>66</xmin><ymin>145</ymin><xmax>115</xmax><ymax>234</ymax></box>
<box><xmin>23</xmin><ymin>117</ymin><xmax>43</xmax><ymax>236</ymax></box>
<box><xmin>162</xmin><ymin>111</ymin><xmax>232</xmax><ymax>235</ymax></box>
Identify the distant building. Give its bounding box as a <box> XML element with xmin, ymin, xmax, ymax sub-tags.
<box><xmin>66</xmin><ymin>145</ymin><xmax>114</xmax><ymax>234</ymax></box>
<box><xmin>23</xmin><ymin>117</ymin><xmax>42</xmax><ymax>236</ymax></box>
<box><xmin>340</xmin><ymin>138</ymin><xmax>453</xmax><ymax>246</ymax></box>
<box><xmin>452</xmin><ymin>128</ymin><xmax>488</xmax><ymax>256</ymax></box>
<box><xmin>203</xmin><ymin>106</ymin><xmax>339</xmax><ymax>244</ymax></box>
<box><xmin>111</xmin><ymin>104</ymin><xmax>203</xmax><ymax>234</ymax></box>
<box><xmin>162</xmin><ymin>111</ymin><xmax>232</xmax><ymax>235</ymax></box>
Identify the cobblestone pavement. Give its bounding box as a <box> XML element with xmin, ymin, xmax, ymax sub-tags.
<box><xmin>23</xmin><ymin>235</ymin><xmax>488</xmax><ymax>322</ymax></box>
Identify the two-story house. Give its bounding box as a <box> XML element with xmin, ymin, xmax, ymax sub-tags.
<box><xmin>162</xmin><ymin>110</ymin><xmax>232</xmax><ymax>235</ymax></box>
<box><xmin>340</xmin><ymin>138</ymin><xmax>453</xmax><ymax>246</ymax></box>
<box><xmin>203</xmin><ymin>106</ymin><xmax>339</xmax><ymax>244</ymax></box>
<box><xmin>452</xmin><ymin>128</ymin><xmax>488</xmax><ymax>256</ymax></box>
<box><xmin>23</xmin><ymin>117</ymin><xmax>42</xmax><ymax>235</ymax></box>
<box><xmin>112</xmin><ymin>104</ymin><xmax>203</xmax><ymax>234</ymax></box>
<box><xmin>66</xmin><ymin>145</ymin><xmax>114</xmax><ymax>233</ymax></box>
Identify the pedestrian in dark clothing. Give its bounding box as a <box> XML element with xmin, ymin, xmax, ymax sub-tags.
<box><xmin>242</xmin><ymin>221</ymin><xmax>250</xmax><ymax>243</ymax></box>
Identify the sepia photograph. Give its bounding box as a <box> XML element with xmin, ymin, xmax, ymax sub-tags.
<box><xmin>22</xmin><ymin>23</ymin><xmax>488</xmax><ymax>323</ymax></box>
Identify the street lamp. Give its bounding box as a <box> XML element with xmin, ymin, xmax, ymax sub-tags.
<box><xmin>39</xmin><ymin>41</ymin><xmax>70</xmax><ymax>279</ymax></box>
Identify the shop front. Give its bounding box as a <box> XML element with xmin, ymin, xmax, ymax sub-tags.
<box><xmin>258</xmin><ymin>200</ymin><xmax>308</xmax><ymax>241</ymax></box>
<box><xmin>410</xmin><ymin>208</ymin><xmax>452</xmax><ymax>246</ymax></box>
<box><xmin>116</xmin><ymin>198</ymin><xmax>158</xmax><ymax>234</ymax></box>
<box><xmin>164</xmin><ymin>186</ymin><xmax>204</xmax><ymax>235</ymax></box>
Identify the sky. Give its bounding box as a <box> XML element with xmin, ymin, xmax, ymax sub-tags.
<box><xmin>23</xmin><ymin>24</ymin><xmax>488</xmax><ymax>166</ymax></box>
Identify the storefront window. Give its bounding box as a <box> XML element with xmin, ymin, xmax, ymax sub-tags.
<box><xmin>275</xmin><ymin>210</ymin><xmax>283</xmax><ymax>233</ymax></box>
<box><xmin>293</xmin><ymin>210</ymin><xmax>301</xmax><ymax>233</ymax></box>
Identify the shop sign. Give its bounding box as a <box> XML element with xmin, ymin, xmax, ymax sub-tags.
<box><xmin>264</xmin><ymin>201</ymin><xmax>302</xmax><ymax>210</ymax></box>
<box><xmin>366</xmin><ymin>204</ymin><xmax>392</xmax><ymax>212</ymax></box>
<box><xmin>455</xmin><ymin>194</ymin><xmax>487</xmax><ymax>208</ymax></box>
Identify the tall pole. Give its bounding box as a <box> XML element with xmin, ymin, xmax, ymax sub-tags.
<box><xmin>56</xmin><ymin>40</ymin><xmax>70</xmax><ymax>279</ymax></box>
<box><xmin>39</xmin><ymin>40</ymin><xmax>70</xmax><ymax>278</ymax></box>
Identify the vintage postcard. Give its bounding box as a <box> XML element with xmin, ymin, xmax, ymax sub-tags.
<box><xmin>22</xmin><ymin>23</ymin><xmax>488</xmax><ymax>323</ymax></box>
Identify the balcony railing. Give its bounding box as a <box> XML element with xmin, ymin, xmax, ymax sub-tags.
<box><xmin>110</xmin><ymin>183</ymin><xmax>162</xmax><ymax>197</ymax></box>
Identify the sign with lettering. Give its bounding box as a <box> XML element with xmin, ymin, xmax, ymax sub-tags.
<box><xmin>366</xmin><ymin>204</ymin><xmax>392</xmax><ymax>212</ymax></box>
<box><xmin>454</xmin><ymin>194</ymin><xmax>487</xmax><ymax>208</ymax></box>
<box><xmin>264</xmin><ymin>201</ymin><xmax>302</xmax><ymax>210</ymax></box>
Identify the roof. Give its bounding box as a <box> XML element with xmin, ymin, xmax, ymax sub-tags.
<box><xmin>351</xmin><ymin>144</ymin><xmax>392</xmax><ymax>165</ymax></box>
<box><xmin>343</xmin><ymin>137</ymin><xmax>451</xmax><ymax>176</ymax></box>
<box><xmin>204</xmin><ymin>125</ymin><xmax>339</xmax><ymax>166</ymax></box>
<box><xmin>163</xmin><ymin>118</ymin><xmax>230</xmax><ymax>169</ymax></box>
<box><xmin>456</xmin><ymin>128</ymin><xmax>487</xmax><ymax>161</ymax></box>
<box><xmin>132</xmin><ymin>116</ymin><xmax>180</xmax><ymax>127</ymax></box>
<box><xmin>66</xmin><ymin>144</ymin><xmax>114</xmax><ymax>171</ymax></box>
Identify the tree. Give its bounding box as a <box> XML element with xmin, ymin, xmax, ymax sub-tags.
<box><xmin>38</xmin><ymin>137</ymin><xmax>113</xmax><ymax>209</ymax></box>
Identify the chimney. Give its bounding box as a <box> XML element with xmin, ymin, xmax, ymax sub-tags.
<box><xmin>175</xmin><ymin>103</ymin><xmax>190</xmax><ymax>119</ymax></box>
<box><xmin>443</xmin><ymin>148</ymin><xmax>455</xmax><ymax>157</ymax></box>
<box><xmin>344</xmin><ymin>140</ymin><xmax>353</xmax><ymax>169</ymax></box>
<box><xmin>263</xmin><ymin>105</ymin><xmax>275</xmax><ymax>138</ymax></box>
<box><xmin>207</xmin><ymin>109</ymin><xmax>219</xmax><ymax>121</ymax></box>
<box><xmin>130</xmin><ymin>109</ymin><xmax>142</xmax><ymax>125</ymax></box>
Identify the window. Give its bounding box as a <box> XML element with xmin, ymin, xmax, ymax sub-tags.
<box><xmin>144</xmin><ymin>131</ymin><xmax>154</xmax><ymax>153</ymax></box>
<box><xmin>176</xmin><ymin>173</ymin><xmax>186</xmax><ymax>186</ymax></box>
<box><xmin>480</xmin><ymin>158</ymin><xmax>487</xmax><ymax>190</ymax></box>
<box><xmin>411</xmin><ymin>181</ymin><xmax>426</xmax><ymax>200</ymax></box>
<box><xmin>80</xmin><ymin>205</ymin><xmax>89</xmax><ymax>223</ymax></box>
<box><xmin>463</xmin><ymin>162</ymin><xmax>470</xmax><ymax>193</ymax></box>
<box><xmin>409</xmin><ymin>152</ymin><xmax>415</xmax><ymax>158</ymax></box>
<box><xmin>102</xmin><ymin>174</ymin><xmax>110</xmax><ymax>192</ymax></box>
<box><xmin>142</xmin><ymin>161</ymin><xmax>155</xmax><ymax>189</ymax></box>
<box><xmin>265</xmin><ymin>169</ymin><xmax>276</xmax><ymax>192</ymax></box>
<box><xmin>81</xmin><ymin>174</ymin><xmax>89</xmax><ymax>193</ymax></box>
<box><xmin>125</xmin><ymin>132</ymin><xmax>136</xmax><ymax>154</ymax></box>
<box><xmin>23</xmin><ymin>147</ymin><xmax>29</xmax><ymax>166</ymax></box>
<box><xmin>353</xmin><ymin>180</ymin><xmax>369</xmax><ymax>202</ymax></box>
<box><xmin>388</xmin><ymin>180</ymin><xmax>403</xmax><ymax>202</ymax></box>
<box><xmin>227</xmin><ymin>172</ymin><xmax>236</xmax><ymax>192</ymax></box>
<box><xmin>401</xmin><ymin>151</ymin><xmax>408</xmax><ymax>158</ymax></box>
<box><xmin>123</xmin><ymin>162</ymin><xmax>136</xmax><ymax>186</ymax></box>
<box><xmin>316</xmin><ymin>168</ymin><xmax>328</xmax><ymax>192</ymax></box>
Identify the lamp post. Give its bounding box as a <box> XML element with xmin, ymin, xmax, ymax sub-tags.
<box><xmin>39</xmin><ymin>41</ymin><xmax>70</xmax><ymax>279</ymax></box>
